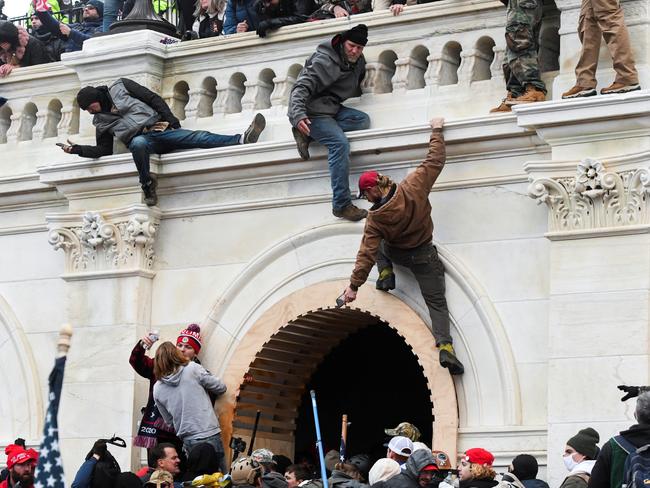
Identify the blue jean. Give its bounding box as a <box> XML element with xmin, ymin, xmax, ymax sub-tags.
<box><xmin>128</xmin><ymin>128</ymin><xmax>241</xmax><ymax>185</ymax></box>
<box><xmin>103</xmin><ymin>0</ymin><xmax>121</xmax><ymax>31</ymax></box>
<box><xmin>308</xmin><ymin>106</ymin><xmax>370</xmax><ymax>211</ymax></box>
<box><xmin>183</xmin><ymin>432</ymin><xmax>226</xmax><ymax>473</ymax></box>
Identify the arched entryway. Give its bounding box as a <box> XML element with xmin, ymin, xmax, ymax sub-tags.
<box><xmin>217</xmin><ymin>281</ymin><xmax>458</xmax><ymax>463</ymax></box>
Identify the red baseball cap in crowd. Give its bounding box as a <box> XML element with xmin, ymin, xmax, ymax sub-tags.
<box><xmin>358</xmin><ymin>171</ymin><xmax>379</xmax><ymax>198</ymax></box>
<box><xmin>464</xmin><ymin>448</ymin><xmax>494</xmax><ymax>466</ymax></box>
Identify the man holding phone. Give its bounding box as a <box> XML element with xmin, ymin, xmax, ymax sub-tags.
<box><xmin>340</xmin><ymin>117</ymin><xmax>464</xmax><ymax>375</ymax></box>
<box><xmin>59</xmin><ymin>78</ymin><xmax>266</xmax><ymax>206</ymax></box>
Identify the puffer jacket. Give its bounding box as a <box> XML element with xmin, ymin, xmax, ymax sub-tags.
<box><xmin>373</xmin><ymin>450</ymin><xmax>438</xmax><ymax>488</ymax></box>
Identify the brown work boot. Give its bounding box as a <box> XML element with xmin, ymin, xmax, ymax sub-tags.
<box><xmin>332</xmin><ymin>204</ymin><xmax>368</xmax><ymax>222</ymax></box>
<box><xmin>507</xmin><ymin>85</ymin><xmax>546</xmax><ymax>105</ymax></box>
<box><xmin>561</xmin><ymin>85</ymin><xmax>597</xmax><ymax>99</ymax></box>
<box><xmin>490</xmin><ymin>92</ymin><xmax>514</xmax><ymax>113</ymax></box>
<box><xmin>600</xmin><ymin>82</ymin><xmax>641</xmax><ymax>95</ymax></box>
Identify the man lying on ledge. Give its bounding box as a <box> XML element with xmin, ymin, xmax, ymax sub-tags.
<box><xmin>60</xmin><ymin>78</ymin><xmax>266</xmax><ymax>206</ymax></box>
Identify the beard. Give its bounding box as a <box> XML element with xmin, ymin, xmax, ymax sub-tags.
<box><xmin>12</xmin><ymin>469</ymin><xmax>35</xmax><ymax>487</ymax></box>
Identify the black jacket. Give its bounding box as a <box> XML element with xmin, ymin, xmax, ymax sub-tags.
<box><xmin>373</xmin><ymin>450</ymin><xmax>438</xmax><ymax>488</ymax></box>
<box><xmin>459</xmin><ymin>479</ymin><xmax>499</xmax><ymax>488</ymax></box>
<box><xmin>522</xmin><ymin>479</ymin><xmax>549</xmax><ymax>488</ymax></box>
<box><xmin>73</xmin><ymin>78</ymin><xmax>181</xmax><ymax>159</ymax></box>
<box><xmin>20</xmin><ymin>35</ymin><xmax>53</xmax><ymax>67</ymax></box>
<box><xmin>588</xmin><ymin>424</ymin><xmax>650</xmax><ymax>488</ymax></box>
<box><xmin>31</xmin><ymin>27</ymin><xmax>66</xmax><ymax>61</ymax></box>
<box><xmin>255</xmin><ymin>0</ymin><xmax>317</xmax><ymax>37</ymax></box>
<box><xmin>328</xmin><ymin>471</ymin><xmax>367</xmax><ymax>488</ymax></box>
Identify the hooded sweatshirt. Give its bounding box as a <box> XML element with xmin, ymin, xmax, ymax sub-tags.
<box><xmin>153</xmin><ymin>361</ymin><xmax>227</xmax><ymax>441</ymax></box>
<box><xmin>288</xmin><ymin>36</ymin><xmax>365</xmax><ymax>127</ymax></box>
<box><xmin>349</xmin><ymin>130</ymin><xmax>445</xmax><ymax>289</ymax></box>
<box><xmin>373</xmin><ymin>450</ymin><xmax>438</xmax><ymax>488</ymax></box>
<box><xmin>263</xmin><ymin>472</ymin><xmax>290</xmax><ymax>488</ymax></box>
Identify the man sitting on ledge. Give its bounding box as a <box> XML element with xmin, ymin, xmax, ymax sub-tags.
<box><xmin>61</xmin><ymin>78</ymin><xmax>266</xmax><ymax>206</ymax></box>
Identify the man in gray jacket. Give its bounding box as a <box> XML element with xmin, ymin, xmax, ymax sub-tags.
<box><xmin>288</xmin><ymin>24</ymin><xmax>370</xmax><ymax>222</ymax></box>
<box><xmin>61</xmin><ymin>78</ymin><xmax>266</xmax><ymax>206</ymax></box>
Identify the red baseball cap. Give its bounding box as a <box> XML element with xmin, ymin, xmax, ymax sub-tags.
<box><xmin>357</xmin><ymin>171</ymin><xmax>379</xmax><ymax>198</ymax></box>
<box><xmin>464</xmin><ymin>448</ymin><xmax>494</xmax><ymax>466</ymax></box>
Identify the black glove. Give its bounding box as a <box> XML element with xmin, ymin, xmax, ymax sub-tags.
<box><xmin>256</xmin><ymin>20</ymin><xmax>270</xmax><ymax>38</ymax></box>
<box><xmin>86</xmin><ymin>440</ymin><xmax>107</xmax><ymax>460</ymax></box>
<box><xmin>618</xmin><ymin>385</ymin><xmax>640</xmax><ymax>401</ymax></box>
<box><xmin>69</xmin><ymin>144</ymin><xmax>82</xmax><ymax>155</ymax></box>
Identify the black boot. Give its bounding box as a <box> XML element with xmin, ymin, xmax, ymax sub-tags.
<box><xmin>376</xmin><ymin>267</ymin><xmax>395</xmax><ymax>291</ymax></box>
<box><xmin>439</xmin><ymin>343</ymin><xmax>464</xmax><ymax>375</ymax></box>
<box><xmin>142</xmin><ymin>175</ymin><xmax>158</xmax><ymax>207</ymax></box>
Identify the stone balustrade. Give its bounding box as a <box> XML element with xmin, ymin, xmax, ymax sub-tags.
<box><xmin>0</xmin><ymin>0</ymin><xmax>562</xmax><ymax>170</ymax></box>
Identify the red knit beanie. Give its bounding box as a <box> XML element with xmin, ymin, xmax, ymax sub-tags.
<box><xmin>177</xmin><ymin>323</ymin><xmax>202</xmax><ymax>353</ymax></box>
<box><xmin>5</xmin><ymin>444</ymin><xmax>38</xmax><ymax>469</ymax></box>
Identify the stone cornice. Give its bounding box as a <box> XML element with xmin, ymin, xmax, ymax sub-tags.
<box><xmin>514</xmin><ymin>91</ymin><xmax>650</xmax><ymax>145</ymax></box>
<box><xmin>31</xmin><ymin>116</ymin><xmax>537</xmax><ymax>206</ymax></box>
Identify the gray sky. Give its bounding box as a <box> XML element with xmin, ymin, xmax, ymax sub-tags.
<box><xmin>5</xmin><ymin>0</ymin><xmax>30</xmax><ymax>18</ymax></box>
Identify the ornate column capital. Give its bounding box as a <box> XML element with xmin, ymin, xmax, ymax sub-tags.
<box><xmin>46</xmin><ymin>205</ymin><xmax>161</xmax><ymax>280</ymax></box>
<box><xmin>528</xmin><ymin>157</ymin><xmax>650</xmax><ymax>238</ymax></box>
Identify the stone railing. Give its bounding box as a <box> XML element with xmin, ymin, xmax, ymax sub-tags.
<box><xmin>0</xmin><ymin>0</ymin><xmax>562</xmax><ymax>178</ymax></box>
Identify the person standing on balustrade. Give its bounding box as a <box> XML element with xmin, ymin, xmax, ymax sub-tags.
<box><xmin>490</xmin><ymin>0</ymin><xmax>546</xmax><ymax>113</ymax></box>
<box><xmin>340</xmin><ymin>117</ymin><xmax>465</xmax><ymax>375</ymax></box>
<box><xmin>561</xmin><ymin>0</ymin><xmax>640</xmax><ymax>98</ymax></box>
<box><xmin>60</xmin><ymin>78</ymin><xmax>266</xmax><ymax>206</ymax></box>
<box><xmin>288</xmin><ymin>24</ymin><xmax>370</xmax><ymax>222</ymax></box>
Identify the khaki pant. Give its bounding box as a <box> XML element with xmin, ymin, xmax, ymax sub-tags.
<box><xmin>575</xmin><ymin>0</ymin><xmax>639</xmax><ymax>87</ymax></box>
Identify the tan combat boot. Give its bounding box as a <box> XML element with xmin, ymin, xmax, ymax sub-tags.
<box><xmin>507</xmin><ymin>85</ymin><xmax>546</xmax><ymax>105</ymax></box>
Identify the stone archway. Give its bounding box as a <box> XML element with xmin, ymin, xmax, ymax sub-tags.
<box><xmin>217</xmin><ymin>281</ymin><xmax>458</xmax><ymax>462</ymax></box>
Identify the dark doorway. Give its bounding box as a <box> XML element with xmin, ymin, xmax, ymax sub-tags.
<box><xmin>294</xmin><ymin>321</ymin><xmax>434</xmax><ymax>464</ymax></box>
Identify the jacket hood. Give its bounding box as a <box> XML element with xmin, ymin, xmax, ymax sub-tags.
<box><xmin>619</xmin><ymin>423</ymin><xmax>650</xmax><ymax>446</ymax></box>
<box><xmin>160</xmin><ymin>365</ymin><xmax>185</xmax><ymax>386</ymax></box>
<box><xmin>263</xmin><ymin>472</ymin><xmax>289</xmax><ymax>488</ymax></box>
<box><xmin>368</xmin><ymin>184</ymin><xmax>408</xmax><ymax>227</ymax></box>
<box><xmin>316</xmin><ymin>39</ymin><xmax>343</xmax><ymax>67</ymax></box>
<box><xmin>404</xmin><ymin>449</ymin><xmax>437</xmax><ymax>480</ymax></box>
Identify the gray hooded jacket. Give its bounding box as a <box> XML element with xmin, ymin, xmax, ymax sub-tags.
<box><xmin>373</xmin><ymin>450</ymin><xmax>437</xmax><ymax>488</ymax></box>
<box><xmin>153</xmin><ymin>361</ymin><xmax>227</xmax><ymax>441</ymax></box>
<box><xmin>288</xmin><ymin>37</ymin><xmax>365</xmax><ymax>127</ymax></box>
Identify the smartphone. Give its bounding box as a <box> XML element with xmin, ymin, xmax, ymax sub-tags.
<box><xmin>336</xmin><ymin>293</ymin><xmax>346</xmax><ymax>308</ymax></box>
<box><xmin>55</xmin><ymin>142</ymin><xmax>67</xmax><ymax>148</ymax></box>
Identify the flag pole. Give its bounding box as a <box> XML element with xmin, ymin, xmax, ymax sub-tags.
<box><xmin>57</xmin><ymin>324</ymin><xmax>73</xmax><ymax>357</ymax></box>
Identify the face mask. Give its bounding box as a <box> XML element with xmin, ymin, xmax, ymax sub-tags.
<box><xmin>563</xmin><ymin>454</ymin><xmax>577</xmax><ymax>472</ymax></box>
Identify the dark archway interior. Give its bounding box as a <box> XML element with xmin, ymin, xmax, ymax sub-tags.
<box><xmin>294</xmin><ymin>322</ymin><xmax>434</xmax><ymax>463</ymax></box>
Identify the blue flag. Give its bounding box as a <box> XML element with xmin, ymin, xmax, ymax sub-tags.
<box><xmin>34</xmin><ymin>356</ymin><xmax>66</xmax><ymax>488</ymax></box>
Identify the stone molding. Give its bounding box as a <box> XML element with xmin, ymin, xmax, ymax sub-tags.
<box><xmin>46</xmin><ymin>205</ymin><xmax>161</xmax><ymax>280</ymax></box>
<box><xmin>528</xmin><ymin>157</ymin><xmax>650</xmax><ymax>237</ymax></box>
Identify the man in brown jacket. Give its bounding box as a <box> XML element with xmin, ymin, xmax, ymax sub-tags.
<box><xmin>341</xmin><ymin>117</ymin><xmax>464</xmax><ymax>375</ymax></box>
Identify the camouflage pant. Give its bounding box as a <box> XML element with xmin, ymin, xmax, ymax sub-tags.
<box><xmin>503</xmin><ymin>0</ymin><xmax>546</xmax><ymax>96</ymax></box>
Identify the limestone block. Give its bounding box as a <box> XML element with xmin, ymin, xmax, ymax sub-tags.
<box><xmin>446</xmin><ymin>238</ymin><xmax>550</xmax><ymax>302</ymax></box>
<box><xmin>0</xmin><ymin>231</ymin><xmax>64</xmax><ymax>281</ymax></box>
<box><xmin>517</xmin><ymin>362</ymin><xmax>549</xmax><ymax>425</ymax></box>
<box><xmin>495</xmin><ymin>300</ymin><xmax>549</xmax><ymax>364</ymax></box>
<box><xmin>550</xmin><ymin>234</ymin><xmax>650</xmax><ymax>294</ymax></box>
<box><xmin>0</xmin><ymin>280</ymin><xmax>67</xmax><ymax>334</ymax></box>
<box><xmin>549</xmin><ymin>290</ymin><xmax>650</xmax><ymax>358</ymax></box>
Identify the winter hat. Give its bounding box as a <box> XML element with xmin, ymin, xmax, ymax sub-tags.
<box><xmin>464</xmin><ymin>448</ymin><xmax>494</xmax><ymax>466</ymax></box>
<box><xmin>349</xmin><ymin>454</ymin><xmax>371</xmax><ymax>480</ymax></box>
<box><xmin>567</xmin><ymin>427</ymin><xmax>600</xmax><ymax>459</ymax></box>
<box><xmin>5</xmin><ymin>444</ymin><xmax>38</xmax><ymax>469</ymax></box>
<box><xmin>368</xmin><ymin>458</ymin><xmax>400</xmax><ymax>485</ymax></box>
<box><xmin>511</xmin><ymin>454</ymin><xmax>538</xmax><ymax>481</ymax></box>
<box><xmin>85</xmin><ymin>0</ymin><xmax>104</xmax><ymax>17</ymax></box>
<box><xmin>251</xmin><ymin>448</ymin><xmax>274</xmax><ymax>465</ymax></box>
<box><xmin>177</xmin><ymin>323</ymin><xmax>202</xmax><ymax>353</ymax></box>
<box><xmin>0</xmin><ymin>21</ymin><xmax>19</xmax><ymax>49</ymax></box>
<box><xmin>76</xmin><ymin>86</ymin><xmax>103</xmax><ymax>110</ymax></box>
<box><xmin>340</xmin><ymin>24</ymin><xmax>368</xmax><ymax>46</ymax></box>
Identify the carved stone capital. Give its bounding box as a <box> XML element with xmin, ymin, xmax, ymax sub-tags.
<box><xmin>528</xmin><ymin>158</ymin><xmax>650</xmax><ymax>236</ymax></box>
<box><xmin>46</xmin><ymin>205</ymin><xmax>161</xmax><ymax>280</ymax></box>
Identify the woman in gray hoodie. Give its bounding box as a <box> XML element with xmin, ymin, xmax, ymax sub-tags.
<box><xmin>153</xmin><ymin>342</ymin><xmax>227</xmax><ymax>469</ymax></box>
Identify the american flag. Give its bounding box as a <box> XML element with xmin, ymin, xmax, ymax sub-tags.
<box><xmin>34</xmin><ymin>356</ymin><xmax>66</xmax><ymax>488</ymax></box>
